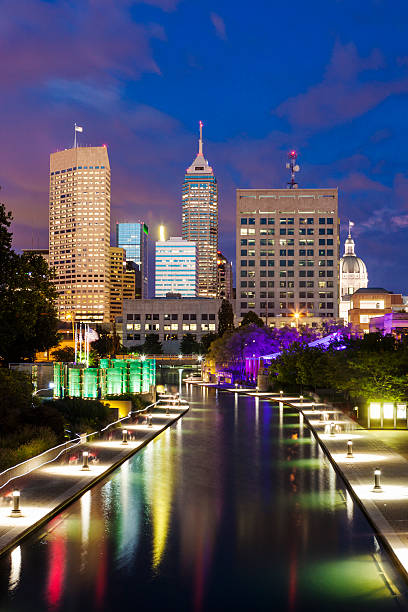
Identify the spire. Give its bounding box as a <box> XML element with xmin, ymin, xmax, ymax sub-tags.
<box><xmin>199</xmin><ymin>121</ymin><xmax>203</xmax><ymax>155</ymax></box>
<box><xmin>344</xmin><ymin>220</ymin><xmax>356</xmax><ymax>256</ymax></box>
<box><xmin>348</xmin><ymin>219</ymin><xmax>354</xmax><ymax>238</ymax></box>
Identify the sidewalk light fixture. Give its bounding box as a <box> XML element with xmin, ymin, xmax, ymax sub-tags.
<box><xmin>346</xmin><ymin>440</ymin><xmax>353</xmax><ymax>458</ymax></box>
<box><xmin>122</xmin><ymin>429</ymin><xmax>128</xmax><ymax>445</ymax></box>
<box><xmin>81</xmin><ymin>451</ymin><xmax>90</xmax><ymax>471</ymax></box>
<box><xmin>373</xmin><ymin>468</ymin><xmax>382</xmax><ymax>491</ymax></box>
<box><xmin>10</xmin><ymin>490</ymin><xmax>22</xmax><ymax>517</ymax></box>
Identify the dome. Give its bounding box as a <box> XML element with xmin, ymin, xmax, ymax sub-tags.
<box><xmin>341</xmin><ymin>255</ymin><xmax>367</xmax><ymax>275</ymax></box>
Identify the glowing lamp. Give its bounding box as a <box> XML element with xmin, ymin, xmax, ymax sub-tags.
<box><xmin>10</xmin><ymin>490</ymin><xmax>22</xmax><ymax>517</ymax></box>
<box><xmin>369</xmin><ymin>402</ymin><xmax>381</xmax><ymax>420</ymax></box>
<box><xmin>383</xmin><ymin>402</ymin><xmax>394</xmax><ymax>420</ymax></box>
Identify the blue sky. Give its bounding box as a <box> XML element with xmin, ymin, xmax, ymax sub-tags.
<box><xmin>3</xmin><ymin>0</ymin><xmax>408</xmax><ymax>291</ymax></box>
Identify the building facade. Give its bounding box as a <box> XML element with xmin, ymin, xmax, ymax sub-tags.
<box><xmin>236</xmin><ymin>188</ymin><xmax>339</xmax><ymax>324</ymax></box>
<box><xmin>109</xmin><ymin>247</ymin><xmax>125</xmax><ymax>322</ymax></box>
<box><xmin>49</xmin><ymin>146</ymin><xmax>111</xmax><ymax>323</ymax></box>
<box><xmin>339</xmin><ymin>223</ymin><xmax>368</xmax><ymax>323</ymax></box>
<box><xmin>349</xmin><ymin>288</ymin><xmax>403</xmax><ymax>333</ymax></box>
<box><xmin>216</xmin><ymin>251</ymin><xmax>233</xmax><ymax>301</ymax></box>
<box><xmin>116</xmin><ymin>222</ymin><xmax>148</xmax><ymax>299</ymax></box>
<box><xmin>155</xmin><ymin>237</ymin><xmax>197</xmax><ymax>297</ymax></box>
<box><xmin>182</xmin><ymin>123</ymin><xmax>218</xmax><ymax>297</ymax></box>
<box><xmin>122</xmin><ymin>298</ymin><xmax>222</xmax><ymax>352</ymax></box>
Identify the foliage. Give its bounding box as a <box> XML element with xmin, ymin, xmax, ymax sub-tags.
<box><xmin>53</xmin><ymin>346</ymin><xmax>75</xmax><ymax>362</ymax></box>
<box><xmin>0</xmin><ymin>426</ymin><xmax>58</xmax><ymax>471</ymax></box>
<box><xmin>92</xmin><ymin>324</ymin><xmax>122</xmax><ymax>357</ymax></box>
<box><xmin>271</xmin><ymin>333</ymin><xmax>408</xmax><ymax>403</ymax></box>
<box><xmin>180</xmin><ymin>333</ymin><xmax>201</xmax><ymax>355</ymax></box>
<box><xmin>200</xmin><ymin>333</ymin><xmax>218</xmax><ymax>355</ymax></box>
<box><xmin>240</xmin><ymin>310</ymin><xmax>264</xmax><ymax>327</ymax></box>
<box><xmin>142</xmin><ymin>333</ymin><xmax>163</xmax><ymax>355</ymax></box>
<box><xmin>0</xmin><ymin>369</ymin><xmax>35</xmax><ymax>434</ymax></box>
<box><xmin>0</xmin><ymin>204</ymin><xmax>60</xmax><ymax>363</ymax></box>
<box><xmin>218</xmin><ymin>299</ymin><xmax>234</xmax><ymax>336</ymax></box>
<box><xmin>53</xmin><ymin>397</ymin><xmax>112</xmax><ymax>432</ymax></box>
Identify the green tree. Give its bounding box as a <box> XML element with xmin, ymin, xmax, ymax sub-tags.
<box><xmin>240</xmin><ymin>310</ymin><xmax>264</xmax><ymax>327</ymax></box>
<box><xmin>92</xmin><ymin>325</ymin><xmax>114</xmax><ymax>357</ymax></box>
<box><xmin>53</xmin><ymin>346</ymin><xmax>75</xmax><ymax>362</ymax></box>
<box><xmin>180</xmin><ymin>333</ymin><xmax>201</xmax><ymax>355</ymax></box>
<box><xmin>0</xmin><ymin>212</ymin><xmax>60</xmax><ymax>363</ymax></box>
<box><xmin>200</xmin><ymin>332</ymin><xmax>218</xmax><ymax>355</ymax></box>
<box><xmin>218</xmin><ymin>299</ymin><xmax>234</xmax><ymax>336</ymax></box>
<box><xmin>143</xmin><ymin>333</ymin><xmax>163</xmax><ymax>355</ymax></box>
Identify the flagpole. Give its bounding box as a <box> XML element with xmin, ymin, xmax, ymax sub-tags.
<box><xmin>74</xmin><ymin>122</ymin><xmax>77</xmax><ymax>149</ymax></box>
<box><xmin>74</xmin><ymin>323</ymin><xmax>77</xmax><ymax>364</ymax></box>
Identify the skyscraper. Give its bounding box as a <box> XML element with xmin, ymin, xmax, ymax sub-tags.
<box><xmin>109</xmin><ymin>246</ymin><xmax>126</xmax><ymax>323</ymax></box>
<box><xmin>216</xmin><ymin>251</ymin><xmax>233</xmax><ymax>301</ymax></box>
<box><xmin>155</xmin><ymin>237</ymin><xmax>197</xmax><ymax>297</ymax></box>
<box><xmin>49</xmin><ymin>145</ymin><xmax>111</xmax><ymax>323</ymax></box>
<box><xmin>116</xmin><ymin>222</ymin><xmax>148</xmax><ymax>298</ymax></box>
<box><xmin>236</xmin><ymin>188</ymin><xmax>339</xmax><ymax>325</ymax></box>
<box><xmin>182</xmin><ymin>122</ymin><xmax>218</xmax><ymax>297</ymax></box>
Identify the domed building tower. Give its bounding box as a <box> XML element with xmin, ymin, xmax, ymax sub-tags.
<box><xmin>339</xmin><ymin>221</ymin><xmax>368</xmax><ymax>322</ymax></box>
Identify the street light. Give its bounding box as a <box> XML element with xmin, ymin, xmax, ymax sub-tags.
<box><xmin>10</xmin><ymin>490</ymin><xmax>22</xmax><ymax>517</ymax></box>
<box><xmin>33</xmin><ymin>382</ymin><xmax>55</xmax><ymax>396</ymax></box>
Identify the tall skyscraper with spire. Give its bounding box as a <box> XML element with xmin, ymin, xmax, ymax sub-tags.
<box><xmin>182</xmin><ymin>122</ymin><xmax>218</xmax><ymax>297</ymax></box>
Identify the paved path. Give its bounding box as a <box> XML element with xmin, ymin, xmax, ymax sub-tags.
<box><xmin>0</xmin><ymin>404</ymin><xmax>188</xmax><ymax>556</ymax></box>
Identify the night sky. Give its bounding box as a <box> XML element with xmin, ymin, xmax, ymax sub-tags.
<box><xmin>3</xmin><ymin>0</ymin><xmax>408</xmax><ymax>292</ymax></box>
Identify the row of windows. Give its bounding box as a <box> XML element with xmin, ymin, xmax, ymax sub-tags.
<box><xmin>241</xmin><ymin>259</ymin><xmax>334</xmax><ymax>267</ymax></box>
<box><xmin>51</xmin><ymin>166</ymin><xmax>106</xmax><ymax>175</ymax></box>
<box><xmin>240</xmin><ymin>217</ymin><xmax>334</xmax><ymax>225</ymax></box>
<box><xmin>240</xmin><ymin>228</ymin><xmax>335</xmax><ymax>236</ymax></box>
<box><xmin>240</xmin><ymin>302</ymin><xmax>334</xmax><ymax>309</ymax></box>
<box><xmin>240</xmin><ymin>280</ymin><xmax>334</xmax><ymax>288</ymax></box>
<box><xmin>240</xmin><ymin>249</ymin><xmax>334</xmax><ymax>256</ymax></box>
<box><xmin>126</xmin><ymin>313</ymin><xmax>216</xmax><ymax>321</ymax></box>
<box><xmin>241</xmin><ymin>239</ymin><xmax>334</xmax><ymax>246</ymax></box>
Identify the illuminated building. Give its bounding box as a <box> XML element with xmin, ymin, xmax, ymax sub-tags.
<box><xmin>216</xmin><ymin>251</ymin><xmax>233</xmax><ymax>301</ymax></box>
<box><xmin>49</xmin><ymin>145</ymin><xmax>111</xmax><ymax>323</ymax></box>
<box><xmin>155</xmin><ymin>237</ymin><xmax>197</xmax><ymax>298</ymax></box>
<box><xmin>123</xmin><ymin>265</ymin><xmax>136</xmax><ymax>300</ymax></box>
<box><xmin>236</xmin><ymin>187</ymin><xmax>339</xmax><ymax>325</ymax></box>
<box><xmin>109</xmin><ymin>247</ymin><xmax>125</xmax><ymax>322</ymax></box>
<box><xmin>182</xmin><ymin>122</ymin><xmax>218</xmax><ymax>297</ymax></box>
<box><xmin>339</xmin><ymin>222</ymin><xmax>368</xmax><ymax>323</ymax></box>
<box><xmin>116</xmin><ymin>222</ymin><xmax>149</xmax><ymax>299</ymax></box>
<box><xmin>349</xmin><ymin>288</ymin><xmax>403</xmax><ymax>333</ymax></box>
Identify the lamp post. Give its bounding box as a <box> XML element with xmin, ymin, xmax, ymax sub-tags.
<box><xmin>373</xmin><ymin>468</ymin><xmax>382</xmax><ymax>491</ymax></box>
<box><xmin>10</xmin><ymin>490</ymin><xmax>22</xmax><ymax>517</ymax></box>
<box><xmin>346</xmin><ymin>440</ymin><xmax>353</xmax><ymax>458</ymax></box>
<box><xmin>81</xmin><ymin>451</ymin><xmax>90</xmax><ymax>471</ymax></box>
<box><xmin>122</xmin><ymin>429</ymin><xmax>128</xmax><ymax>445</ymax></box>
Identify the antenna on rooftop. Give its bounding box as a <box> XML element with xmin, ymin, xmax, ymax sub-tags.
<box><xmin>286</xmin><ymin>150</ymin><xmax>300</xmax><ymax>189</ymax></box>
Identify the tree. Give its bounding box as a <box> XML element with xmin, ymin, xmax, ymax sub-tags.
<box><xmin>53</xmin><ymin>346</ymin><xmax>75</xmax><ymax>362</ymax></box>
<box><xmin>200</xmin><ymin>332</ymin><xmax>218</xmax><ymax>355</ymax></box>
<box><xmin>92</xmin><ymin>325</ymin><xmax>114</xmax><ymax>357</ymax></box>
<box><xmin>240</xmin><ymin>310</ymin><xmax>264</xmax><ymax>328</ymax></box>
<box><xmin>0</xmin><ymin>215</ymin><xmax>60</xmax><ymax>363</ymax></box>
<box><xmin>218</xmin><ymin>299</ymin><xmax>234</xmax><ymax>336</ymax></box>
<box><xmin>143</xmin><ymin>333</ymin><xmax>163</xmax><ymax>355</ymax></box>
<box><xmin>180</xmin><ymin>334</ymin><xmax>201</xmax><ymax>355</ymax></box>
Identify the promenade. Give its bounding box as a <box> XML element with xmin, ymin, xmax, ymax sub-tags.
<box><xmin>218</xmin><ymin>384</ymin><xmax>408</xmax><ymax>582</ymax></box>
<box><xmin>0</xmin><ymin>402</ymin><xmax>188</xmax><ymax>556</ymax></box>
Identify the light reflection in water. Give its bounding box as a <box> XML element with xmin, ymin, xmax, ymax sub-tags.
<box><xmin>8</xmin><ymin>546</ymin><xmax>21</xmax><ymax>593</ymax></box>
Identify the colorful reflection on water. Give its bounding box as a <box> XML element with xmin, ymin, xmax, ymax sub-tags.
<box><xmin>0</xmin><ymin>386</ymin><xmax>407</xmax><ymax>611</ymax></box>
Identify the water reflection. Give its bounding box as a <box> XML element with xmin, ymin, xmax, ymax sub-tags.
<box><xmin>0</xmin><ymin>387</ymin><xmax>406</xmax><ymax>612</ymax></box>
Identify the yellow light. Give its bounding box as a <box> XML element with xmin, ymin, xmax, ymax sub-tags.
<box><xmin>369</xmin><ymin>402</ymin><xmax>381</xmax><ymax>419</ymax></box>
<box><xmin>294</xmin><ymin>312</ymin><xmax>300</xmax><ymax>319</ymax></box>
<box><xmin>383</xmin><ymin>402</ymin><xmax>394</xmax><ymax>419</ymax></box>
<box><xmin>159</xmin><ymin>225</ymin><xmax>166</xmax><ymax>242</ymax></box>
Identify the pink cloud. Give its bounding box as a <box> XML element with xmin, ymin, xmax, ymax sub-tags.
<box><xmin>275</xmin><ymin>40</ymin><xmax>408</xmax><ymax>129</ymax></box>
<box><xmin>210</xmin><ymin>13</ymin><xmax>227</xmax><ymax>41</ymax></box>
<box><xmin>336</xmin><ymin>172</ymin><xmax>390</xmax><ymax>193</ymax></box>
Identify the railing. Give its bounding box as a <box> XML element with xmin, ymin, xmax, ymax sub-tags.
<box><xmin>0</xmin><ymin>400</ymin><xmax>159</xmax><ymax>492</ymax></box>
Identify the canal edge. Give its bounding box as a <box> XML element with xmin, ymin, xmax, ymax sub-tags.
<box><xmin>0</xmin><ymin>407</ymin><xmax>188</xmax><ymax>559</ymax></box>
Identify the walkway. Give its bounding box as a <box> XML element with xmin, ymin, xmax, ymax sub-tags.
<box><xmin>0</xmin><ymin>403</ymin><xmax>188</xmax><ymax>556</ymax></box>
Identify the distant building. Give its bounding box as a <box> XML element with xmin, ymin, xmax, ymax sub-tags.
<box><xmin>349</xmin><ymin>288</ymin><xmax>403</xmax><ymax>333</ymax></box>
<box><xmin>339</xmin><ymin>223</ymin><xmax>368</xmax><ymax>323</ymax></box>
<box><xmin>236</xmin><ymin>188</ymin><xmax>339</xmax><ymax>325</ymax></box>
<box><xmin>155</xmin><ymin>237</ymin><xmax>197</xmax><ymax>297</ymax></box>
<box><xmin>122</xmin><ymin>298</ymin><xmax>222</xmax><ymax>353</ymax></box>
<box><xmin>116</xmin><ymin>222</ymin><xmax>148</xmax><ymax>299</ymax></box>
<box><xmin>216</xmin><ymin>251</ymin><xmax>233</xmax><ymax>301</ymax></box>
<box><xmin>123</xmin><ymin>264</ymin><xmax>136</xmax><ymax>300</ymax></box>
<box><xmin>109</xmin><ymin>247</ymin><xmax>125</xmax><ymax>323</ymax></box>
<box><xmin>49</xmin><ymin>145</ymin><xmax>111</xmax><ymax>323</ymax></box>
<box><xmin>369</xmin><ymin>312</ymin><xmax>408</xmax><ymax>336</ymax></box>
<box><xmin>182</xmin><ymin>123</ymin><xmax>218</xmax><ymax>297</ymax></box>
<box><xmin>22</xmin><ymin>248</ymin><xmax>50</xmax><ymax>265</ymax></box>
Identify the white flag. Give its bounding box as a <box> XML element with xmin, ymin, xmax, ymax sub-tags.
<box><xmin>75</xmin><ymin>125</ymin><xmax>83</xmax><ymax>133</ymax></box>
<box><xmin>85</xmin><ymin>328</ymin><xmax>99</xmax><ymax>343</ymax></box>
<box><xmin>349</xmin><ymin>221</ymin><xmax>355</xmax><ymax>227</ymax></box>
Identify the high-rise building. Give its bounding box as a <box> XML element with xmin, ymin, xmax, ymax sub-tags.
<box><xmin>155</xmin><ymin>237</ymin><xmax>197</xmax><ymax>297</ymax></box>
<box><xmin>339</xmin><ymin>223</ymin><xmax>368</xmax><ymax>323</ymax></box>
<box><xmin>109</xmin><ymin>247</ymin><xmax>125</xmax><ymax>323</ymax></box>
<box><xmin>49</xmin><ymin>145</ymin><xmax>111</xmax><ymax>323</ymax></box>
<box><xmin>116</xmin><ymin>222</ymin><xmax>148</xmax><ymax>299</ymax></box>
<box><xmin>182</xmin><ymin>123</ymin><xmax>218</xmax><ymax>297</ymax></box>
<box><xmin>123</xmin><ymin>264</ymin><xmax>137</xmax><ymax>300</ymax></box>
<box><xmin>236</xmin><ymin>188</ymin><xmax>339</xmax><ymax>325</ymax></box>
<box><xmin>216</xmin><ymin>251</ymin><xmax>233</xmax><ymax>301</ymax></box>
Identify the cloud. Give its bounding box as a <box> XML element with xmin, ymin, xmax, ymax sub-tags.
<box><xmin>137</xmin><ymin>0</ymin><xmax>181</xmax><ymax>11</ymax></box>
<box><xmin>391</xmin><ymin>214</ymin><xmax>408</xmax><ymax>228</ymax></box>
<box><xmin>210</xmin><ymin>13</ymin><xmax>227</xmax><ymax>41</ymax></box>
<box><xmin>275</xmin><ymin>40</ymin><xmax>408</xmax><ymax>130</ymax></box>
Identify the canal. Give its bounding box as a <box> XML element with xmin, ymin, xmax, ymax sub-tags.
<box><xmin>0</xmin><ymin>385</ymin><xmax>407</xmax><ymax>611</ymax></box>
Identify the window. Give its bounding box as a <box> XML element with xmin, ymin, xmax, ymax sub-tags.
<box><xmin>327</xmin><ymin>218</ymin><xmax>333</xmax><ymax>224</ymax></box>
<box><xmin>172</xmin><ymin>314</ymin><xmax>178</xmax><ymax>320</ymax></box>
<box><xmin>248</xmin><ymin>218</ymin><xmax>255</xmax><ymax>225</ymax></box>
<box><xmin>360</xmin><ymin>300</ymin><xmax>385</xmax><ymax>309</ymax></box>
<box><xmin>241</xmin><ymin>249</ymin><xmax>247</xmax><ymax>256</ymax></box>
<box><xmin>241</xmin><ymin>239</ymin><xmax>247</xmax><ymax>245</ymax></box>
<box><xmin>319</xmin><ymin>218</ymin><xmax>325</xmax><ymax>225</ymax></box>
<box><xmin>240</xmin><ymin>218</ymin><xmax>248</xmax><ymax>225</ymax></box>
<box><xmin>209</xmin><ymin>314</ymin><xmax>216</xmax><ymax>320</ymax></box>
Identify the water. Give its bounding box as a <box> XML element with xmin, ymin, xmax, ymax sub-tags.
<box><xmin>0</xmin><ymin>386</ymin><xmax>407</xmax><ymax>611</ymax></box>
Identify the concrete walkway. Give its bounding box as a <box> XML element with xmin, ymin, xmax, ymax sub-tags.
<box><xmin>0</xmin><ymin>404</ymin><xmax>188</xmax><ymax>557</ymax></box>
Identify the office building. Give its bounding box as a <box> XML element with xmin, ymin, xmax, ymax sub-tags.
<box><xmin>155</xmin><ymin>237</ymin><xmax>197</xmax><ymax>297</ymax></box>
<box><xmin>339</xmin><ymin>223</ymin><xmax>368</xmax><ymax>323</ymax></box>
<box><xmin>182</xmin><ymin>123</ymin><xmax>218</xmax><ymax>297</ymax></box>
<box><xmin>236</xmin><ymin>188</ymin><xmax>339</xmax><ymax>324</ymax></box>
<box><xmin>109</xmin><ymin>247</ymin><xmax>125</xmax><ymax>322</ymax></box>
<box><xmin>349</xmin><ymin>288</ymin><xmax>403</xmax><ymax>333</ymax></box>
<box><xmin>216</xmin><ymin>251</ymin><xmax>233</xmax><ymax>301</ymax></box>
<box><xmin>49</xmin><ymin>145</ymin><xmax>111</xmax><ymax>323</ymax></box>
<box><xmin>116</xmin><ymin>222</ymin><xmax>148</xmax><ymax>299</ymax></box>
<box><xmin>122</xmin><ymin>297</ymin><xmax>222</xmax><ymax>352</ymax></box>
<box><xmin>123</xmin><ymin>264</ymin><xmax>137</xmax><ymax>300</ymax></box>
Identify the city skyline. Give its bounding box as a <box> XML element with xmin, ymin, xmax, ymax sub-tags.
<box><xmin>3</xmin><ymin>0</ymin><xmax>408</xmax><ymax>294</ymax></box>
